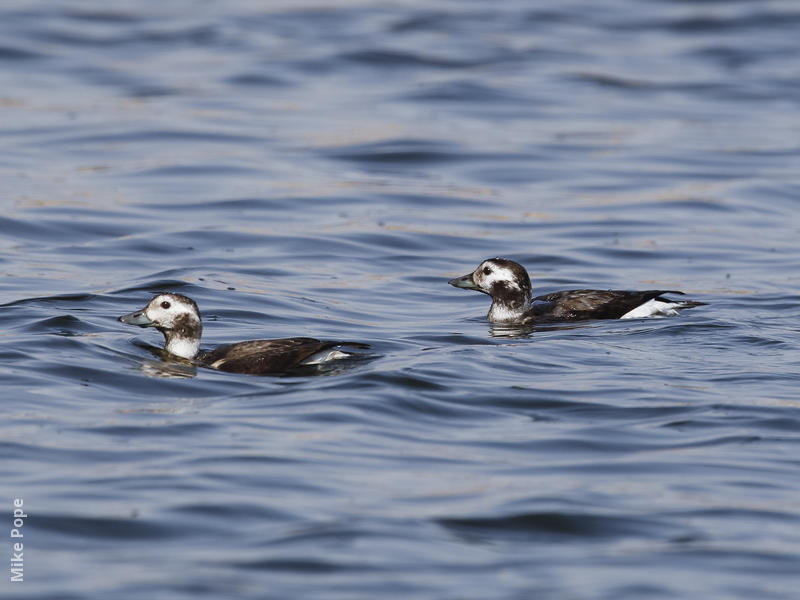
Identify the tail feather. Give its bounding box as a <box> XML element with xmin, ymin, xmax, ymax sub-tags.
<box><xmin>674</xmin><ymin>300</ymin><xmax>708</xmax><ymax>309</ymax></box>
<box><xmin>340</xmin><ymin>341</ymin><xmax>370</xmax><ymax>349</ymax></box>
<box><xmin>654</xmin><ymin>291</ymin><xmax>707</xmax><ymax>309</ymax></box>
<box><xmin>621</xmin><ymin>296</ymin><xmax>707</xmax><ymax>319</ymax></box>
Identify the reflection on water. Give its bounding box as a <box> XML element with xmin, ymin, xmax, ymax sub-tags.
<box><xmin>488</xmin><ymin>321</ymin><xmax>591</xmax><ymax>339</ymax></box>
<box><xmin>2</xmin><ymin>1</ymin><xmax>800</xmax><ymax>599</ymax></box>
<box><xmin>136</xmin><ymin>357</ymin><xmax>199</xmax><ymax>380</ymax></box>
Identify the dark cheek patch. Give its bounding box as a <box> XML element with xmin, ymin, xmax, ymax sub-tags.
<box><xmin>491</xmin><ymin>280</ymin><xmax>528</xmax><ymax>308</ymax></box>
<box><xmin>492</xmin><ymin>281</ymin><xmax>509</xmax><ymax>296</ymax></box>
<box><xmin>174</xmin><ymin>314</ymin><xmax>201</xmax><ymax>338</ymax></box>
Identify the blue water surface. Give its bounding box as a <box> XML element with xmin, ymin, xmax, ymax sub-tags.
<box><xmin>2</xmin><ymin>1</ymin><xmax>800</xmax><ymax>598</ymax></box>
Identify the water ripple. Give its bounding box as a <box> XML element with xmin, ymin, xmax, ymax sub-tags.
<box><xmin>2</xmin><ymin>1</ymin><xmax>800</xmax><ymax>598</ymax></box>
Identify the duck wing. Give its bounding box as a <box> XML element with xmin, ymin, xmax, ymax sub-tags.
<box><xmin>199</xmin><ymin>337</ymin><xmax>367</xmax><ymax>375</ymax></box>
<box><xmin>532</xmin><ymin>289</ymin><xmax>688</xmax><ymax>321</ymax></box>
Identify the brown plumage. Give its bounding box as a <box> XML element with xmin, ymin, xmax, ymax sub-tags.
<box><xmin>449</xmin><ymin>258</ymin><xmax>707</xmax><ymax>324</ymax></box>
<box><xmin>200</xmin><ymin>338</ymin><xmax>370</xmax><ymax>375</ymax></box>
<box><xmin>119</xmin><ymin>293</ymin><xmax>368</xmax><ymax>375</ymax></box>
<box><xmin>531</xmin><ymin>289</ymin><xmax>704</xmax><ymax>321</ymax></box>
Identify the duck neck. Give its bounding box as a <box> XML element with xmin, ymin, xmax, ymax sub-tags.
<box><xmin>159</xmin><ymin>315</ymin><xmax>202</xmax><ymax>359</ymax></box>
<box><xmin>487</xmin><ymin>286</ymin><xmax>532</xmax><ymax>323</ymax></box>
<box><xmin>162</xmin><ymin>332</ymin><xmax>201</xmax><ymax>359</ymax></box>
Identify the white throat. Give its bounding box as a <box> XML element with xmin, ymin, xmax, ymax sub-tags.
<box><xmin>165</xmin><ymin>335</ymin><xmax>201</xmax><ymax>360</ymax></box>
<box><xmin>488</xmin><ymin>302</ymin><xmax>528</xmax><ymax>323</ymax></box>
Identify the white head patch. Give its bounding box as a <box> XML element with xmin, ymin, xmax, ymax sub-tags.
<box><xmin>144</xmin><ymin>294</ymin><xmax>200</xmax><ymax>329</ymax></box>
<box><xmin>472</xmin><ymin>260</ymin><xmax>523</xmax><ymax>294</ymax></box>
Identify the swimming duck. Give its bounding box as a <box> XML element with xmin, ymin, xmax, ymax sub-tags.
<box><xmin>449</xmin><ymin>258</ymin><xmax>706</xmax><ymax>324</ymax></box>
<box><xmin>118</xmin><ymin>293</ymin><xmax>368</xmax><ymax>374</ymax></box>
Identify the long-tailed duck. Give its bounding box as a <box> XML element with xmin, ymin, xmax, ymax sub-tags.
<box><xmin>118</xmin><ymin>293</ymin><xmax>368</xmax><ymax>375</ymax></box>
<box><xmin>449</xmin><ymin>258</ymin><xmax>706</xmax><ymax>324</ymax></box>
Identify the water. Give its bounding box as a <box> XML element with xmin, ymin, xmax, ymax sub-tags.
<box><xmin>2</xmin><ymin>1</ymin><xmax>800</xmax><ymax>598</ymax></box>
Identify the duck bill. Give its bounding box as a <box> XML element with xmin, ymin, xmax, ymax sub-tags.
<box><xmin>448</xmin><ymin>273</ymin><xmax>479</xmax><ymax>290</ymax></box>
<box><xmin>118</xmin><ymin>308</ymin><xmax>154</xmax><ymax>327</ymax></box>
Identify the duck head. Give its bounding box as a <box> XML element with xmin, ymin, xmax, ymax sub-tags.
<box><xmin>119</xmin><ymin>293</ymin><xmax>203</xmax><ymax>359</ymax></box>
<box><xmin>449</xmin><ymin>258</ymin><xmax>533</xmax><ymax>322</ymax></box>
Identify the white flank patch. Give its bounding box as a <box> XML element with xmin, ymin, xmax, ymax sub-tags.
<box><xmin>620</xmin><ymin>299</ymin><xmax>680</xmax><ymax>319</ymax></box>
<box><xmin>302</xmin><ymin>349</ymin><xmax>350</xmax><ymax>365</ymax></box>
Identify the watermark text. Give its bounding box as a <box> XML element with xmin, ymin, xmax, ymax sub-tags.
<box><xmin>10</xmin><ymin>498</ymin><xmax>25</xmax><ymax>583</ymax></box>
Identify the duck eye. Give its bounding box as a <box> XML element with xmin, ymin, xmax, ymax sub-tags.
<box><xmin>483</xmin><ymin>267</ymin><xmax>492</xmax><ymax>275</ymax></box>
<box><xmin>160</xmin><ymin>301</ymin><xmax>171</xmax><ymax>309</ymax></box>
